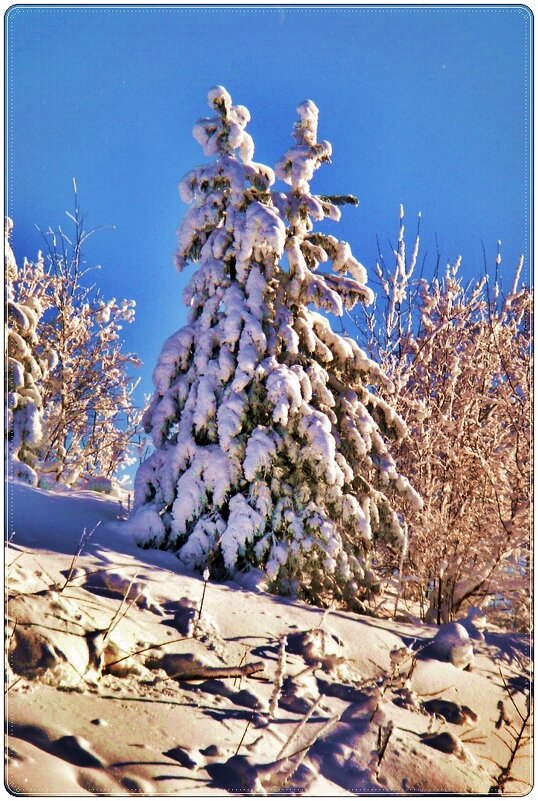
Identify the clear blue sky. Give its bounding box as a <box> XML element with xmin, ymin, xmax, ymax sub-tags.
<box><xmin>6</xmin><ymin>5</ymin><xmax>532</xmax><ymax>410</ymax></box>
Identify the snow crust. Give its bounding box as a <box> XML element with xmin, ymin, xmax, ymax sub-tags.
<box><xmin>5</xmin><ymin>481</ymin><xmax>532</xmax><ymax>796</ymax></box>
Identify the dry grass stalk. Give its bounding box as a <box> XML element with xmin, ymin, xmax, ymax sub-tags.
<box><xmin>5</xmin><ymin>677</ymin><xmax>22</xmax><ymax>694</ymax></box>
<box><xmin>6</xmin><ymin>551</ymin><xmax>24</xmax><ymax>573</ymax></box>
<box><xmin>316</xmin><ymin>603</ymin><xmax>334</xmax><ymax>631</ymax></box>
<box><xmin>233</xmin><ymin>646</ymin><xmax>250</xmax><ymax>689</ymax></box>
<box><xmin>234</xmin><ymin>711</ymin><xmax>255</xmax><ymax>756</ymax></box>
<box><xmin>60</xmin><ymin>522</ymin><xmax>101</xmax><ymax>591</ymax></box>
<box><xmin>196</xmin><ymin>568</ymin><xmax>210</xmax><ymax>623</ymax></box>
<box><xmin>101</xmin><ymin>571</ymin><xmax>140</xmax><ymax>644</ymax></box>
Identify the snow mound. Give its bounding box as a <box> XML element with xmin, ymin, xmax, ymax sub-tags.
<box><xmin>81</xmin><ymin>569</ymin><xmax>162</xmax><ymax>615</ymax></box>
<box><xmin>426</xmin><ymin>622</ymin><xmax>474</xmax><ymax>669</ymax></box>
<box><xmin>287</xmin><ymin>627</ymin><xmax>348</xmax><ymax>677</ymax></box>
<box><xmin>7</xmin><ymin>585</ymin><xmax>151</xmax><ymax>687</ymax></box>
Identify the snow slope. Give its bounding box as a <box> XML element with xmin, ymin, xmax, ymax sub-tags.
<box><xmin>5</xmin><ymin>482</ymin><xmax>532</xmax><ymax>795</ymax></box>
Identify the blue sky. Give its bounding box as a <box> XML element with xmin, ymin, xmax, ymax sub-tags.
<box><xmin>6</xmin><ymin>5</ymin><xmax>532</xmax><ymax>411</ymax></box>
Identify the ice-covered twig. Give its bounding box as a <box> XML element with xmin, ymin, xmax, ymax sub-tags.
<box><xmin>318</xmin><ymin>194</ymin><xmax>359</xmax><ymax>207</ymax></box>
<box><xmin>277</xmin><ymin>714</ymin><xmax>340</xmax><ymax>790</ymax></box>
<box><xmin>165</xmin><ymin>661</ymin><xmax>264</xmax><ymax>682</ymax></box>
<box><xmin>276</xmin><ymin>694</ymin><xmax>324</xmax><ymax>760</ymax></box>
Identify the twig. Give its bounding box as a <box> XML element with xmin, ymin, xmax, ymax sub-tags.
<box><xmin>5</xmin><ymin>619</ymin><xmax>87</xmax><ymax>635</ymax></box>
<box><xmin>498</xmin><ymin>665</ymin><xmax>526</xmax><ymax>721</ymax></box>
<box><xmin>234</xmin><ymin>712</ymin><xmax>255</xmax><ymax>756</ymax></box>
<box><xmin>315</xmin><ymin>604</ymin><xmax>334</xmax><ymax>632</ymax></box>
<box><xmin>107</xmin><ymin>581</ymin><xmax>148</xmax><ymax>639</ymax></box>
<box><xmin>103</xmin><ymin>635</ymin><xmax>193</xmax><ymax>670</ymax></box>
<box><xmin>490</xmin><ymin>693</ymin><xmax>532</xmax><ymax>793</ymax></box>
<box><xmin>30</xmin><ymin>557</ymin><xmax>59</xmax><ymax>589</ymax></box>
<box><xmin>197</xmin><ymin>568</ymin><xmax>210</xmax><ymax>622</ymax></box>
<box><xmin>375</xmin><ymin>721</ymin><xmax>394</xmax><ymax>777</ymax></box>
<box><xmin>461</xmin><ymin>736</ymin><xmax>486</xmax><ymax>745</ymax></box>
<box><xmin>5</xmin><ymin>677</ymin><xmax>22</xmax><ymax>694</ymax></box>
<box><xmin>292</xmin><ymin>662</ymin><xmax>321</xmax><ymax>682</ymax></box>
<box><xmin>6</xmin><ymin>552</ymin><xmax>24</xmax><ymax>573</ymax></box>
<box><xmin>166</xmin><ymin>661</ymin><xmax>265</xmax><ymax>682</ymax></box>
<box><xmin>101</xmin><ymin>571</ymin><xmax>140</xmax><ymax>645</ymax></box>
<box><xmin>416</xmin><ymin>685</ymin><xmax>455</xmax><ymax>698</ymax></box>
<box><xmin>60</xmin><ymin>522</ymin><xmax>101</xmax><ymax>591</ymax></box>
<box><xmin>276</xmin><ymin>695</ymin><xmax>324</xmax><ymax>760</ymax></box>
<box><xmin>234</xmin><ymin>646</ymin><xmax>249</xmax><ymax>689</ymax></box>
<box><xmin>278</xmin><ymin>714</ymin><xmax>340</xmax><ymax>789</ymax></box>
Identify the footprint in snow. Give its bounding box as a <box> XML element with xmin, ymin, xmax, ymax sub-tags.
<box><xmin>422</xmin><ymin>698</ymin><xmax>479</xmax><ymax>725</ymax></box>
<box><xmin>421</xmin><ymin>731</ymin><xmax>465</xmax><ymax>758</ymax></box>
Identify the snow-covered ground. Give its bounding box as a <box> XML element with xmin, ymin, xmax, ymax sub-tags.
<box><xmin>5</xmin><ymin>482</ymin><xmax>532</xmax><ymax>795</ymax></box>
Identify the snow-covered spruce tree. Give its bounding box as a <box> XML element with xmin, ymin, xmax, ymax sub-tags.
<box><xmin>131</xmin><ymin>88</ymin><xmax>420</xmax><ymax>608</ymax></box>
<box><xmin>5</xmin><ymin>219</ymin><xmax>49</xmax><ymax>485</ymax></box>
